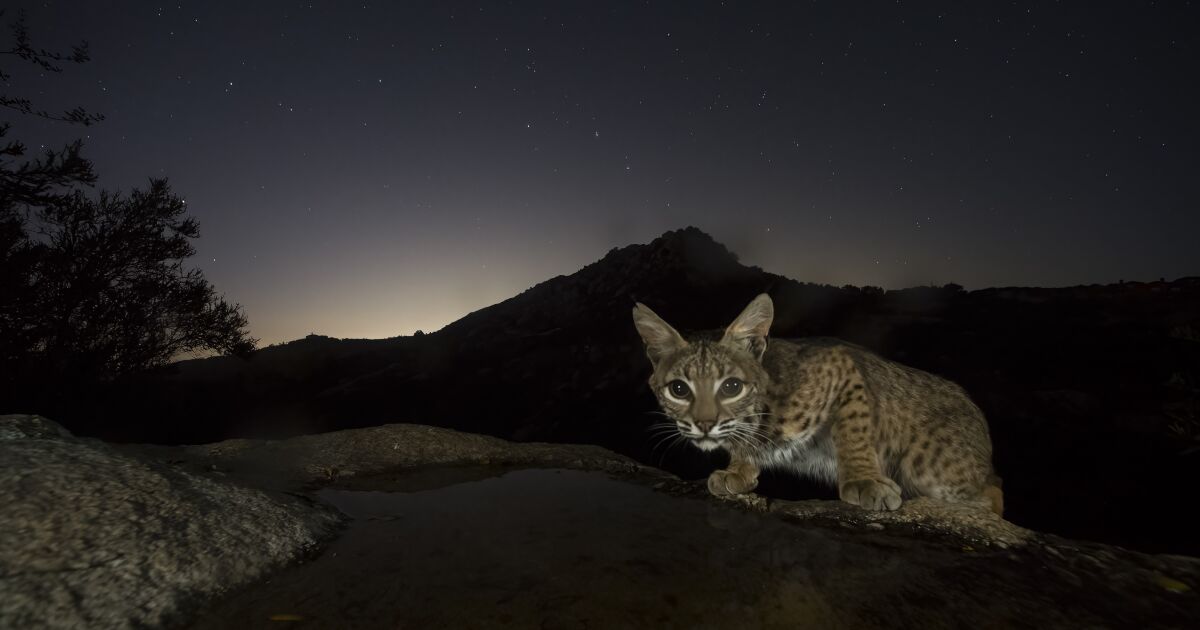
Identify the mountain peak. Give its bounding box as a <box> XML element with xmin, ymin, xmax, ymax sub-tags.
<box><xmin>652</xmin><ymin>225</ymin><xmax>719</xmax><ymax>245</ymax></box>
<box><xmin>642</xmin><ymin>226</ymin><xmax>747</xmax><ymax>278</ymax></box>
<box><xmin>646</xmin><ymin>226</ymin><xmax>730</xmax><ymax>258</ymax></box>
<box><xmin>594</xmin><ymin>226</ymin><xmax>745</xmax><ymax>280</ymax></box>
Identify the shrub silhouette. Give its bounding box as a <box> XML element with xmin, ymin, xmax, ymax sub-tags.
<box><xmin>0</xmin><ymin>11</ymin><xmax>254</xmax><ymax>409</ymax></box>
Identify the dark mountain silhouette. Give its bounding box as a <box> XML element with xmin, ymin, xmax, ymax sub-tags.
<box><xmin>66</xmin><ymin>227</ymin><xmax>1200</xmax><ymax>555</ymax></box>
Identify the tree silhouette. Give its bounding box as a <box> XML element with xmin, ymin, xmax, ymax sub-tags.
<box><xmin>0</xmin><ymin>9</ymin><xmax>104</xmax><ymax>125</ymax></box>
<box><xmin>29</xmin><ymin>180</ymin><xmax>255</xmax><ymax>378</ymax></box>
<box><xmin>0</xmin><ymin>11</ymin><xmax>255</xmax><ymax>407</ymax></box>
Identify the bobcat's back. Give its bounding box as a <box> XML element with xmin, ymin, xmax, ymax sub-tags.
<box><xmin>763</xmin><ymin>337</ymin><xmax>1000</xmax><ymax>512</ymax></box>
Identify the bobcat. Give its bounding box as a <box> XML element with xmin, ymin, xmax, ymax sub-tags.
<box><xmin>633</xmin><ymin>293</ymin><xmax>1003</xmax><ymax>514</ymax></box>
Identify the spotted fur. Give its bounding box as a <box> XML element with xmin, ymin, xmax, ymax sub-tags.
<box><xmin>633</xmin><ymin>294</ymin><xmax>1003</xmax><ymax>514</ymax></box>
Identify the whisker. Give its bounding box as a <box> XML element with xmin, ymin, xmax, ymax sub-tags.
<box><xmin>724</xmin><ymin>432</ymin><xmax>753</xmax><ymax>451</ymax></box>
<box><xmin>650</xmin><ymin>432</ymin><xmax>682</xmax><ymax>454</ymax></box>
<box><xmin>737</xmin><ymin>422</ymin><xmax>773</xmax><ymax>436</ymax></box>
<box><xmin>730</xmin><ymin>426</ymin><xmax>763</xmax><ymax>449</ymax></box>
<box><xmin>729</xmin><ymin>426</ymin><xmax>770</xmax><ymax>452</ymax></box>
<box><xmin>725</xmin><ymin>433</ymin><xmax>751</xmax><ymax>452</ymax></box>
<box><xmin>739</xmin><ymin>427</ymin><xmax>773</xmax><ymax>443</ymax></box>
<box><xmin>657</xmin><ymin>434</ymin><xmax>688</xmax><ymax>466</ymax></box>
<box><xmin>741</xmin><ymin>424</ymin><xmax>770</xmax><ymax>437</ymax></box>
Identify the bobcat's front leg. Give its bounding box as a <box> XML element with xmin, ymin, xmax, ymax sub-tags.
<box><xmin>708</xmin><ymin>449</ymin><xmax>760</xmax><ymax>496</ymax></box>
<box><xmin>832</xmin><ymin>385</ymin><xmax>902</xmax><ymax>511</ymax></box>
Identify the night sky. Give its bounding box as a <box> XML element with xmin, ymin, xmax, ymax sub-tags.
<box><xmin>8</xmin><ymin>1</ymin><xmax>1198</xmax><ymax>345</ymax></box>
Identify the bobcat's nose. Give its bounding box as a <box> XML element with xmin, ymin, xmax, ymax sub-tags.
<box><xmin>694</xmin><ymin>420</ymin><xmax>716</xmax><ymax>435</ymax></box>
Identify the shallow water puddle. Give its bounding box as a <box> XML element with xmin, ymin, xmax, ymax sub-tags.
<box><xmin>186</xmin><ymin>468</ymin><xmax>1147</xmax><ymax>629</ymax></box>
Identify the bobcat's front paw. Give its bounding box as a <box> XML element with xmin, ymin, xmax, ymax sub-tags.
<box><xmin>840</xmin><ymin>477</ymin><xmax>902</xmax><ymax>511</ymax></box>
<box><xmin>707</xmin><ymin>468</ymin><xmax>758</xmax><ymax>496</ymax></box>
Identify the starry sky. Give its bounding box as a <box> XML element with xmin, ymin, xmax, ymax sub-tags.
<box><xmin>7</xmin><ymin>1</ymin><xmax>1198</xmax><ymax>344</ymax></box>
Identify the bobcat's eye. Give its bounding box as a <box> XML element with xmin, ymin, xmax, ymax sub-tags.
<box><xmin>720</xmin><ymin>378</ymin><xmax>744</xmax><ymax>397</ymax></box>
<box><xmin>667</xmin><ymin>380</ymin><xmax>691</xmax><ymax>399</ymax></box>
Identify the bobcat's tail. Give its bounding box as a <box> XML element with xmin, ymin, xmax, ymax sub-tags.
<box><xmin>983</xmin><ymin>473</ymin><xmax>1004</xmax><ymax>517</ymax></box>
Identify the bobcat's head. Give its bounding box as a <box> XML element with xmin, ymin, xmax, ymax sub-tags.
<box><xmin>632</xmin><ymin>294</ymin><xmax>773</xmax><ymax>452</ymax></box>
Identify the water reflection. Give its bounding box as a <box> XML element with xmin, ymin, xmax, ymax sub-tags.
<box><xmin>187</xmin><ymin>468</ymin><xmax>1141</xmax><ymax>629</ymax></box>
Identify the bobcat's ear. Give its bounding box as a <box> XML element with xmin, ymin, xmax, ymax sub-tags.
<box><xmin>632</xmin><ymin>303</ymin><xmax>688</xmax><ymax>368</ymax></box>
<box><xmin>721</xmin><ymin>293</ymin><xmax>773</xmax><ymax>361</ymax></box>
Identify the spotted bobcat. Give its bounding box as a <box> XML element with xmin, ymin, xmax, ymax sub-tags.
<box><xmin>633</xmin><ymin>294</ymin><xmax>1003</xmax><ymax>514</ymax></box>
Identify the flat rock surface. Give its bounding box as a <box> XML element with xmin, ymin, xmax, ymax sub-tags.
<box><xmin>177</xmin><ymin>422</ymin><xmax>659</xmax><ymax>487</ymax></box>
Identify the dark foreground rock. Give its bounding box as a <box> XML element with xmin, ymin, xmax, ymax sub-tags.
<box><xmin>2</xmin><ymin>414</ymin><xmax>1198</xmax><ymax>629</ymax></box>
<box><xmin>0</xmin><ymin>415</ymin><xmax>341</xmax><ymax>629</ymax></box>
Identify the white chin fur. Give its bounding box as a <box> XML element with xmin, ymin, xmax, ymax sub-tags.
<box><xmin>693</xmin><ymin>438</ymin><xmax>721</xmax><ymax>452</ymax></box>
